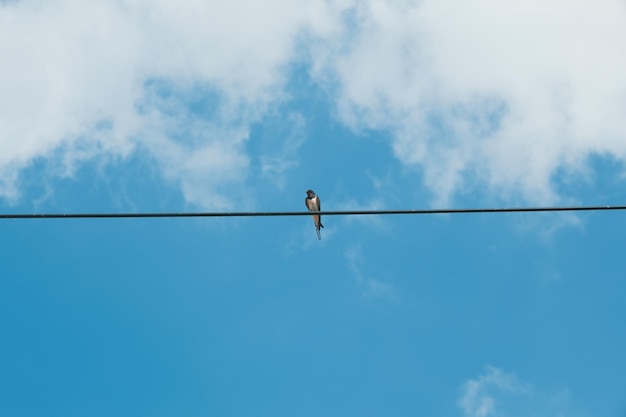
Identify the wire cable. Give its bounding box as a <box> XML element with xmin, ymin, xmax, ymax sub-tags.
<box><xmin>1</xmin><ymin>205</ymin><xmax>626</xmax><ymax>219</ymax></box>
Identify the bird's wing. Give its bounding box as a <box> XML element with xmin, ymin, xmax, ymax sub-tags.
<box><xmin>305</xmin><ymin>198</ymin><xmax>317</xmax><ymax>211</ymax></box>
<box><xmin>316</xmin><ymin>196</ymin><xmax>321</xmax><ymax>211</ymax></box>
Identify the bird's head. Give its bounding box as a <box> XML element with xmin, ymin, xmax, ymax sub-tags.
<box><xmin>306</xmin><ymin>190</ymin><xmax>315</xmax><ymax>197</ymax></box>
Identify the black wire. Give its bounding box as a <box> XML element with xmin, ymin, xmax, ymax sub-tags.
<box><xmin>1</xmin><ymin>205</ymin><xmax>625</xmax><ymax>219</ymax></box>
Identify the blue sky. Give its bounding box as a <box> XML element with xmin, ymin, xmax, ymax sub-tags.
<box><xmin>2</xmin><ymin>1</ymin><xmax>626</xmax><ymax>416</ymax></box>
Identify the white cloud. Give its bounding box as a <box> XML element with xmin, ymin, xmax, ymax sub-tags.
<box><xmin>3</xmin><ymin>0</ymin><xmax>626</xmax><ymax>208</ymax></box>
<box><xmin>459</xmin><ymin>366</ymin><xmax>585</xmax><ymax>417</ymax></box>
<box><xmin>459</xmin><ymin>366</ymin><xmax>530</xmax><ymax>417</ymax></box>
<box><xmin>337</xmin><ymin>197</ymin><xmax>388</xmax><ymax>231</ymax></box>
<box><xmin>260</xmin><ymin>112</ymin><xmax>307</xmax><ymax>189</ymax></box>
<box><xmin>345</xmin><ymin>245</ymin><xmax>396</xmax><ymax>300</ymax></box>
<box><xmin>310</xmin><ymin>0</ymin><xmax>626</xmax><ymax>205</ymax></box>
<box><xmin>0</xmin><ymin>0</ymin><xmax>352</xmax><ymax>207</ymax></box>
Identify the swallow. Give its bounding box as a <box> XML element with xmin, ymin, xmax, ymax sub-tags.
<box><xmin>305</xmin><ymin>189</ymin><xmax>324</xmax><ymax>239</ymax></box>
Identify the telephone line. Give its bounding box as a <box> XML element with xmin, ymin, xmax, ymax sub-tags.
<box><xmin>1</xmin><ymin>205</ymin><xmax>626</xmax><ymax>219</ymax></box>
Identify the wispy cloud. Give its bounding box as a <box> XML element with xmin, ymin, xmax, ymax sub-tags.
<box><xmin>260</xmin><ymin>113</ymin><xmax>307</xmax><ymax>189</ymax></box>
<box><xmin>345</xmin><ymin>245</ymin><xmax>396</xmax><ymax>300</ymax></box>
<box><xmin>337</xmin><ymin>197</ymin><xmax>388</xmax><ymax>231</ymax></box>
<box><xmin>459</xmin><ymin>366</ymin><xmax>530</xmax><ymax>417</ymax></box>
<box><xmin>332</xmin><ymin>170</ymin><xmax>399</xmax><ymax>232</ymax></box>
<box><xmin>459</xmin><ymin>366</ymin><xmax>584</xmax><ymax>417</ymax></box>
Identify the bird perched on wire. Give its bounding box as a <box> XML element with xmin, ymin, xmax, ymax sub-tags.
<box><xmin>305</xmin><ymin>189</ymin><xmax>324</xmax><ymax>240</ymax></box>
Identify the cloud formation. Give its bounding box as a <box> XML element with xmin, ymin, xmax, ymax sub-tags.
<box><xmin>345</xmin><ymin>245</ymin><xmax>396</xmax><ymax>299</ymax></box>
<box><xmin>459</xmin><ymin>366</ymin><xmax>529</xmax><ymax>417</ymax></box>
<box><xmin>310</xmin><ymin>0</ymin><xmax>626</xmax><ymax>205</ymax></box>
<box><xmin>458</xmin><ymin>366</ymin><xmax>584</xmax><ymax>417</ymax></box>
<box><xmin>0</xmin><ymin>0</ymin><xmax>349</xmax><ymax>207</ymax></box>
<box><xmin>2</xmin><ymin>0</ymin><xmax>626</xmax><ymax>207</ymax></box>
